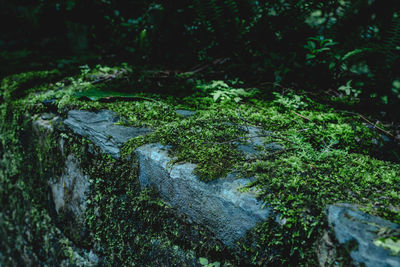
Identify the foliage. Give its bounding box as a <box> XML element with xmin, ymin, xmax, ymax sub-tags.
<box><xmin>374</xmin><ymin>237</ymin><xmax>400</xmax><ymax>256</ymax></box>
<box><xmin>195</xmin><ymin>80</ymin><xmax>259</xmax><ymax>103</ymax></box>
<box><xmin>241</xmin><ymin>146</ymin><xmax>400</xmax><ymax>264</ymax></box>
<box><xmin>1</xmin><ymin>67</ymin><xmax>400</xmax><ymax>265</ymax></box>
<box><xmin>0</xmin><ymin>69</ymin><xmax>62</xmax><ymax>102</ymax></box>
<box><xmin>1</xmin><ymin>1</ymin><xmax>400</xmax><ymax>106</ymax></box>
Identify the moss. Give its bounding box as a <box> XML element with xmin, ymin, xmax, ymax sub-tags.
<box><xmin>4</xmin><ymin>67</ymin><xmax>389</xmax><ymax>184</ymax></box>
<box><xmin>0</xmin><ymin>100</ymin><xmax>92</xmax><ymax>265</ymax></box>
<box><xmin>2</xmin><ymin>66</ymin><xmax>399</xmax><ymax>265</ymax></box>
<box><xmin>1</xmin><ymin>69</ymin><xmax>63</xmax><ymax>102</ymax></box>
<box><xmin>60</xmin><ymin>137</ymin><xmax>235</xmax><ymax>266</ymax></box>
<box><xmin>239</xmin><ymin>142</ymin><xmax>400</xmax><ymax>265</ymax></box>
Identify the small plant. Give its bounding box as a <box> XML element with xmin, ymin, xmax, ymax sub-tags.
<box><xmin>196</xmin><ymin>80</ymin><xmax>258</xmax><ymax>103</ymax></box>
<box><xmin>304</xmin><ymin>36</ymin><xmax>338</xmax><ymax>62</ymax></box>
<box><xmin>272</xmin><ymin>92</ymin><xmax>309</xmax><ymax>110</ymax></box>
<box><xmin>338</xmin><ymin>80</ymin><xmax>361</xmax><ymax>98</ymax></box>
<box><xmin>199</xmin><ymin>257</ymin><xmax>221</xmax><ymax>267</ymax></box>
<box><xmin>374</xmin><ymin>237</ymin><xmax>400</xmax><ymax>256</ymax></box>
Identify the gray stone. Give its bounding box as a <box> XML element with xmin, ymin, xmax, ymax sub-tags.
<box><xmin>326</xmin><ymin>203</ymin><xmax>400</xmax><ymax>267</ymax></box>
<box><xmin>64</xmin><ymin>110</ymin><xmax>152</xmax><ymax>158</ymax></box>
<box><xmin>41</xmin><ymin>113</ymin><xmax>55</xmax><ymax>120</ymax></box>
<box><xmin>236</xmin><ymin>126</ymin><xmax>283</xmax><ymax>158</ymax></box>
<box><xmin>50</xmin><ymin>154</ymin><xmax>90</xmax><ymax>225</ymax></box>
<box><xmin>135</xmin><ymin>143</ymin><xmax>270</xmax><ymax>247</ymax></box>
<box><xmin>33</xmin><ymin>113</ymin><xmax>60</xmax><ymax>133</ymax></box>
<box><xmin>176</xmin><ymin>109</ymin><xmax>196</xmax><ymax>117</ymax></box>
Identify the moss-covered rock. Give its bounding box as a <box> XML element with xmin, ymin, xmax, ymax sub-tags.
<box><xmin>1</xmin><ymin>69</ymin><xmax>62</xmax><ymax>102</ymax></box>
<box><xmin>1</xmin><ymin>65</ymin><xmax>399</xmax><ymax>266</ymax></box>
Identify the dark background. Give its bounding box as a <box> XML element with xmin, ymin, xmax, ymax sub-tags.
<box><xmin>1</xmin><ymin>0</ymin><xmax>400</xmax><ymax>116</ymax></box>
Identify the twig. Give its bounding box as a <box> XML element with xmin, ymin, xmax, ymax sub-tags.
<box><xmin>292</xmin><ymin>111</ymin><xmax>311</xmax><ymax>121</ymax></box>
<box><xmin>340</xmin><ymin>111</ymin><xmax>394</xmax><ymax>138</ymax></box>
<box><xmin>297</xmin><ymin>128</ymin><xmax>310</xmax><ymax>132</ymax></box>
<box><xmin>202</xmin><ymin>134</ymin><xmax>272</xmax><ymax>145</ymax></box>
<box><xmin>244</xmin><ymin>148</ymin><xmax>295</xmax><ymax>161</ymax></box>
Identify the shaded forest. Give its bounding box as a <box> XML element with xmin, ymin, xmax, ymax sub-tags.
<box><xmin>1</xmin><ymin>1</ymin><xmax>400</xmax><ymax>266</ymax></box>
<box><xmin>1</xmin><ymin>0</ymin><xmax>400</xmax><ymax>117</ymax></box>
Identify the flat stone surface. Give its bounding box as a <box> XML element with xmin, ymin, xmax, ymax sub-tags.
<box><xmin>49</xmin><ymin>154</ymin><xmax>92</xmax><ymax>244</ymax></box>
<box><xmin>326</xmin><ymin>203</ymin><xmax>400</xmax><ymax>267</ymax></box>
<box><xmin>135</xmin><ymin>143</ymin><xmax>270</xmax><ymax>247</ymax></box>
<box><xmin>176</xmin><ymin>109</ymin><xmax>196</xmax><ymax>117</ymax></box>
<box><xmin>236</xmin><ymin>126</ymin><xmax>283</xmax><ymax>158</ymax></box>
<box><xmin>32</xmin><ymin>113</ymin><xmax>60</xmax><ymax>133</ymax></box>
<box><xmin>50</xmin><ymin>154</ymin><xmax>89</xmax><ymax>219</ymax></box>
<box><xmin>64</xmin><ymin>110</ymin><xmax>152</xmax><ymax>158</ymax></box>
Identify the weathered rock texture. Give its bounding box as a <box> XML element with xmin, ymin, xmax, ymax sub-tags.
<box><xmin>50</xmin><ymin>154</ymin><xmax>89</xmax><ymax>219</ymax></box>
<box><xmin>235</xmin><ymin>126</ymin><xmax>283</xmax><ymax>157</ymax></box>
<box><xmin>50</xmin><ymin>154</ymin><xmax>91</xmax><ymax>243</ymax></box>
<box><xmin>27</xmin><ymin>109</ymin><xmax>400</xmax><ymax>266</ymax></box>
<box><xmin>176</xmin><ymin>109</ymin><xmax>196</xmax><ymax>117</ymax></box>
<box><xmin>326</xmin><ymin>204</ymin><xmax>400</xmax><ymax>267</ymax></box>
<box><xmin>136</xmin><ymin>143</ymin><xmax>270</xmax><ymax>247</ymax></box>
<box><xmin>64</xmin><ymin>110</ymin><xmax>151</xmax><ymax>158</ymax></box>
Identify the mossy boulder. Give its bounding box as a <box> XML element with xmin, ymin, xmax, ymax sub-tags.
<box><xmin>1</xmin><ymin>69</ymin><xmax>62</xmax><ymax>102</ymax></box>
<box><xmin>1</xmin><ymin>65</ymin><xmax>400</xmax><ymax>266</ymax></box>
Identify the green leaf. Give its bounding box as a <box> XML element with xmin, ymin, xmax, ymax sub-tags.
<box><xmin>306</xmin><ymin>54</ymin><xmax>316</xmax><ymax>60</ymax></box>
<box><xmin>317</xmin><ymin>47</ymin><xmax>331</xmax><ymax>52</ymax></box>
<box><xmin>199</xmin><ymin>257</ymin><xmax>209</xmax><ymax>265</ymax></box>
<box><xmin>342</xmin><ymin>48</ymin><xmax>371</xmax><ymax>61</ymax></box>
<box><xmin>323</xmin><ymin>41</ymin><xmax>338</xmax><ymax>47</ymax></box>
<box><xmin>308</xmin><ymin>41</ymin><xmax>316</xmax><ymax>49</ymax></box>
<box><xmin>212</xmin><ymin>90</ymin><xmax>224</xmax><ymax>102</ymax></box>
<box><xmin>139</xmin><ymin>29</ymin><xmax>147</xmax><ymax>49</ymax></box>
<box><xmin>234</xmin><ymin>96</ymin><xmax>242</xmax><ymax>103</ymax></box>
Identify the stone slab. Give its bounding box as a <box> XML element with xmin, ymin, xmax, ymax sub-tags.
<box><xmin>64</xmin><ymin>110</ymin><xmax>152</xmax><ymax>158</ymax></box>
<box><xmin>326</xmin><ymin>204</ymin><xmax>400</xmax><ymax>267</ymax></box>
<box><xmin>136</xmin><ymin>143</ymin><xmax>270</xmax><ymax>247</ymax></box>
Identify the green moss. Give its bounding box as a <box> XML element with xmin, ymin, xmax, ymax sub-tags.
<box><xmin>0</xmin><ymin>100</ymin><xmax>89</xmax><ymax>265</ymax></box>
<box><xmin>1</xmin><ymin>69</ymin><xmax>62</xmax><ymax>101</ymax></box>
<box><xmin>2</xmin><ymin>65</ymin><xmax>399</xmax><ymax>265</ymax></box>
<box><xmin>13</xmin><ymin>66</ymin><xmax>387</xmax><ymax>183</ymax></box>
<box><xmin>239</xmin><ymin>141</ymin><xmax>400</xmax><ymax>265</ymax></box>
<box><xmin>66</xmin><ymin>140</ymin><xmax>233</xmax><ymax>266</ymax></box>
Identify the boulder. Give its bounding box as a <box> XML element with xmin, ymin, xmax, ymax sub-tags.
<box><xmin>64</xmin><ymin>110</ymin><xmax>152</xmax><ymax>159</ymax></box>
<box><xmin>135</xmin><ymin>143</ymin><xmax>270</xmax><ymax>247</ymax></box>
<box><xmin>326</xmin><ymin>203</ymin><xmax>400</xmax><ymax>267</ymax></box>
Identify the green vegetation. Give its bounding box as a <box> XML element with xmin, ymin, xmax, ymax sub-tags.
<box><xmin>1</xmin><ymin>0</ymin><xmax>400</xmax><ymax>265</ymax></box>
<box><xmin>1</xmin><ymin>65</ymin><xmax>399</xmax><ymax>265</ymax></box>
<box><xmin>2</xmin><ymin>1</ymin><xmax>400</xmax><ymax>113</ymax></box>
<box><xmin>242</xmin><ymin>143</ymin><xmax>400</xmax><ymax>264</ymax></box>
<box><xmin>1</xmin><ymin>69</ymin><xmax>62</xmax><ymax>101</ymax></box>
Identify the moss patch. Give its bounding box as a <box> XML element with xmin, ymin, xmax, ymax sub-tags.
<box><xmin>2</xmin><ymin>65</ymin><xmax>399</xmax><ymax>266</ymax></box>
<box><xmin>61</xmin><ymin>135</ymin><xmax>236</xmax><ymax>266</ymax></box>
<box><xmin>1</xmin><ymin>69</ymin><xmax>63</xmax><ymax>102</ymax></box>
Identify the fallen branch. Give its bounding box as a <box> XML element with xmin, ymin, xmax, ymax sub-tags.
<box><xmin>202</xmin><ymin>134</ymin><xmax>271</xmax><ymax>145</ymax></box>
<box><xmin>340</xmin><ymin>111</ymin><xmax>394</xmax><ymax>138</ymax></box>
<box><xmin>244</xmin><ymin>148</ymin><xmax>295</xmax><ymax>161</ymax></box>
<box><xmin>292</xmin><ymin>111</ymin><xmax>311</xmax><ymax>121</ymax></box>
